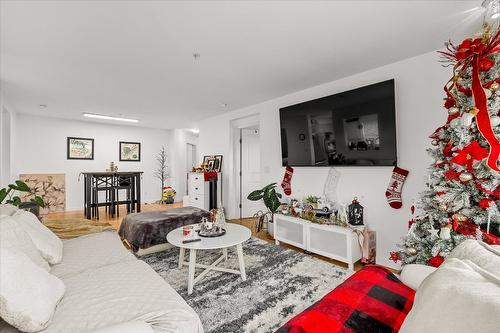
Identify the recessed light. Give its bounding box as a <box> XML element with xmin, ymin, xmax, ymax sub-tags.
<box><xmin>39</xmin><ymin>104</ymin><xmax>47</xmax><ymax>108</ymax></box>
<box><xmin>82</xmin><ymin>113</ymin><xmax>139</xmax><ymax>123</ymax></box>
<box><xmin>189</xmin><ymin>128</ymin><xmax>200</xmax><ymax>134</ymax></box>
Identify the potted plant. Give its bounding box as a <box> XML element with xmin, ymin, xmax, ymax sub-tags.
<box><xmin>247</xmin><ymin>183</ymin><xmax>282</xmax><ymax>236</ymax></box>
<box><xmin>0</xmin><ymin>180</ymin><xmax>45</xmax><ymax>216</ymax></box>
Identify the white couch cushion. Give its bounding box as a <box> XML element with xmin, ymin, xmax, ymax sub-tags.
<box><xmin>400</xmin><ymin>264</ymin><xmax>437</xmax><ymax>290</ymax></box>
<box><xmin>0</xmin><ymin>215</ymin><xmax>50</xmax><ymax>271</ymax></box>
<box><xmin>50</xmin><ymin>231</ymin><xmax>136</xmax><ymax>278</ymax></box>
<box><xmin>0</xmin><ymin>204</ymin><xmax>18</xmax><ymax>216</ymax></box>
<box><xmin>448</xmin><ymin>239</ymin><xmax>500</xmax><ymax>276</ymax></box>
<box><xmin>400</xmin><ymin>258</ymin><xmax>500</xmax><ymax>333</ymax></box>
<box><xmin>93</xmin><ymin>321</ymin><xmax>155</xmax><ymax>333</ymax></box>
<box><xmin>0</xmin><ymin>248</ymin><xmax>65</xmax><ymax>332</ymax></box>
<box><xmin>12</xmin><ymin>210</ymin><xmax>63</xmax><ymax>265</ymax></box>
<box><xmin>44</xmin><ymin>260</ymin><xmax>202</xmax><ymax>333</ymax></box>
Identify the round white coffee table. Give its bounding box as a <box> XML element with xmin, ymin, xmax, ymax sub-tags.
<box><xmin>167</xmin><ymin>223</ymin><xmax>251</xmax><ymax>295</ymax></box>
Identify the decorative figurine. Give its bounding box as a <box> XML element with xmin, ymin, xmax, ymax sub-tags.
<box><xmin>348</xmin><ymin>197</ymin><xmax>364</xmax><ymax>226</ymax></box>
<box><xmin>161</xmin><ymin>186</ymin><xmax>176</xmax><ymax>204</ymax></box>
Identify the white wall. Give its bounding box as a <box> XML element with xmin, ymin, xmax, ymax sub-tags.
<box><xmin>0</xmin><ymin>94</ymin><xmax>16</xmax><ymax>188</ymax></box>
<box><xmin>198</xmin><ymin>50</ymin><xmax>451</xmax><ymax>269</ymax></box>
<box><xmin>14</xmin><ymin>114</ymin><xmax>172</xmax><ymax>210</ymax></box>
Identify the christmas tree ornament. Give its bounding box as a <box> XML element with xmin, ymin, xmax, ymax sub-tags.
<box><xmin>448</xmin><ymin>107</ymin><xmax>459</xmax><ymax>115</ymax></box>
<box><xmin>452</xmin><ymin>213</ymin><xmax>468</xmax><ymax>222</ymax></box>
<box><xmin>438</xmin><ymin>202</ymin><xmax>448</xmax><ymax>211</ymax></box>
<box><xmin>431</xmin><ymin>139</ymin><xmax>439</xmax><ymax>146</ymax></box>
<box><xmin>428</xmin><ymin>255</ymin><xmax>444</xmax><ymax>267</ymax></box>
<box><xmin>484</xmin><ymin>88</ymin><xmax>492</xmax><ymax>98</ymax></box>
<box><xmin>440</xmin><ymin>224</ymin><xmax>452</xmax><ymax>239</ymax></box>
<box><xmin>490</xmin><ymin>82</ymin><xmax>499</xmax><ymax>91</ymax></box>
<box><xmin>385</xmin><ymin>166</ymin><xmax>409</xmax><ymax>209</ymax></box>
<box><xmin>459</xmin><ymin>172</ymin><xmax>473</xmax><ymax>183</ymax></box>
<box><xmin>460</xmin><ymin>112</ymin><xmax>475</xmax><ymax>127</ymax></box>
<box><xmin>490</xmin><ymin>115</ymin><xmax>500</xmax><ymax>127</ymax></box>
<box><xmin>449</xmin><ymin>118</ymin><xmax>461</xmax><ymax>128</ymax></box>
<box><xmin>406</xmin><ymin>247</ymin><xmax>417</xmax><ymax>256</ymax></box>
<box><xmin>281</xmin><ymin>166</ymin><xmax>294</xmax><ymax>196</ymax></box>
<box><xmin>429</xmin><ymin>225</ymin><xmax>440</xmax><ymax>238</ymax></box>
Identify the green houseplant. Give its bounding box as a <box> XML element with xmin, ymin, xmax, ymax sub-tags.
<box><xmin>247</xmin><ymin>183</ymin><xmax>282</xmax><ymax>236</ymax></box>
<box><xmin>0</xmin><ymin>180</ymin><xmax>45</xmax><ymax>207</ymax></box>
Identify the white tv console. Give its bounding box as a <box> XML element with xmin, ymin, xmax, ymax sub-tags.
<box><xmin>273</xmin><ymin>214</ymin><xmax>362</xmax><ymax>270</ymax></box>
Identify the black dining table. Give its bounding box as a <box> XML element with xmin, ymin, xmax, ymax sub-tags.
<box><xmin>81</xmin><ymin>171</ymin><xmax>143</xmax><ymax>220</ymax></box>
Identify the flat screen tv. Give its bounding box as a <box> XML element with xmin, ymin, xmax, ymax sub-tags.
<box><xmin>280</xmin><ymin>79</ymin><xmax>397</xmax><ymax>167</ymax></box>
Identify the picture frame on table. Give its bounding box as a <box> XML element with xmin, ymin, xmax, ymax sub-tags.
<box><xmin>67</xmin><ymin>137</ymin><xmax>94</xmax><ymax>160</ymax></box>
<box><xmin>203</xmin><ymin>155</ymin><xmax>223</xmax><ymax>172</ymax></box>
<box><xmin>119</xmin><ymin>141</ymin><xmax>141</xmax><ymax>161</ymax></box>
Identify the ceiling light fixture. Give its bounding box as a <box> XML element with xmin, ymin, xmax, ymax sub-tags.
<box><xmin>39</xmin><ymin>104</ymin><xmax>47</xmax><ymax>108</ymax></box>
<box><xmin>82</xmin><ymin>113</ymin><xmax>139</xmax><ymax>123</ymax></box>
<box><xmin>482</xmin><ymin>0</ymin><xmax>500</xmax><ymax>19</ymax></box>
<box><xmin>189</xmin><ymin>128</ymin><xmax>200</xmax><ymax>134</ymax></box>
<box><xmin>220</xmin><ymin>102</ymin><xmax>228</xmax><ymax>107</ymax></box>
<box><xmin>192</xmin><ymin>53</ymin><xmax>201</xmax><ymax>60</ymax></box>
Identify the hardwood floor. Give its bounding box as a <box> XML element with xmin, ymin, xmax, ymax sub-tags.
<box><xmin>47</xmin><ymin>203</ymin><xmax>365</xmax><ymax>271</ymax></box>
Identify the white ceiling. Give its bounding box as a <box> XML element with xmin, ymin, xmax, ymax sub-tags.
<box><xmin>0</xmin><ymin>1</ymin><xmax>484</xmax><ymax>129</ymax></box>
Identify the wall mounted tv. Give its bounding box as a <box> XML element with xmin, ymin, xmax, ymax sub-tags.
<box><xmin>280</xmin><ymin>79</ymin><xmax>397</xmax><ymax>167</ymax></box>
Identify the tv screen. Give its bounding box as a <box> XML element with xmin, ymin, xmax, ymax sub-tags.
<box><xmin>279</xmin><ymin>79</ymin><xmax>397</xmax><ymax>166</ymax></box>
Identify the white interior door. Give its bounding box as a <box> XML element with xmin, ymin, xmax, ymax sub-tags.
<box><xmin>241</xmin><ymin>128</ymin><xmax>261</xmax><ymax>218</ymax></box>
<box><xmin>186</xmin><ymin>143</ymin><xmax>197</xmax><ymax>172</ymax></box>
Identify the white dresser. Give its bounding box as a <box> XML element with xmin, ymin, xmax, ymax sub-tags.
<box><xmin>187</xmin><ymin>172</ymin><xmax>222</xmax><ymax>210</ymax></box>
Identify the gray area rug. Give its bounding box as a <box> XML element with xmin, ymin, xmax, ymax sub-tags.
<box><xmin>141</xmin><ymin>237</ymin><xmax>349</xmax><ymax>333</ymax></box>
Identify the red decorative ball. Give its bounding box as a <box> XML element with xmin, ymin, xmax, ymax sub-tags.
<box><xmin>428</xmin><ymin>255</ymin><xmax>445</xmax><ymax>267</ymax></box>
<box><xmin>479</xmin><ymin>198</ymin><xmax>494</xmax><ymax>209</ymax></box>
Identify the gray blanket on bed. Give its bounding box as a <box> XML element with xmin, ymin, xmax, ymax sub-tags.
<box><xmin>118</xmin><ymin>206</ymin><xmax>211</xmax><ymax>251</ymax></box>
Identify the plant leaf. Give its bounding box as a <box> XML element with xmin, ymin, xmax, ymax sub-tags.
<box><xmin>15</xmin><ymin>180</ymin><xmax>31</xmax><ymax>192</ymax></box>
<box><xmin>263</xmin><ymin>188</ymin><xmax>281</xmax><ymax>213</ymax></box>
<box><xmin>31</xmin><ymin>196</ymin><xmax>45</xmax><ymax>207</ymax></box>
<box><xmin>0</xmin><ymin>188</ymin><xmax>7</xmax><ymax>203</ymax></box>
<box><xmin>262</xmin><ymin>183</ymin><xmax>277</xmax><ymax>191</ymax></box>
<box><xmin>247</xmin><ymin>190</ymin><xmax>264</xmax><ymax>201</ymax></box>
<box><xmin>10</xmin><ymin>196</ymin><xmax>21</xmax><ymax>206</ymax></box>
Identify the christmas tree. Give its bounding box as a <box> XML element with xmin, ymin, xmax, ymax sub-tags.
<box><xmin>392</xmin><ymin>24</ymin><xmax>500</xmax><ymax>267</ymax></box>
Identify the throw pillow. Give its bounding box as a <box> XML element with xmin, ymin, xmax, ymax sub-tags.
<box><xmin>0</xmin><ymin>247</ymin><xmax>65</xmax><ymax>332</ymax></box>
<box><xmin>0</xmin><ymin>215</ymin><xmax>50</xmax><ymax>271</ymax></box>
<box><xmin>448</xmin><ymin>239</ymin><xmax>500</xmax><ymax>276</ymax></box>
<box><xmin>12</xmin><ymin>210</ymin><xmax>63</xmax><ymax>264</ymax></box>
<box><xmin>400</xmin><ymin>264</ymin><xmax>437</xmax><ymax>290</ymax></box>
<box><xmin>0</xmin><ymin>204</ymin><xmax>18</xmax><ymax>216</ymax></box>
<box><xmin>399</xmin><ymin>258</ymin><xmax>500</xmax><ymax>333</ymax></box>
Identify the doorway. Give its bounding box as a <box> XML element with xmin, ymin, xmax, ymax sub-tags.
<box><xmin>186</xmin><ymin>143</ymin><xmax>197</xmax><ymax>172</ymax></box>
<box><xmin>1</xmin><ymin>106</ymin><xmax>11</xmax><ymax>187</ymax></box>
<box><xmin>239</xmin><ymin>126</ymin><xmax>262</xmax><ymax>218</ymax></box>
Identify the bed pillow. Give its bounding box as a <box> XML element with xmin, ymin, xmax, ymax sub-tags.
<box><xmin>0</xmin><ymin>204</ymin><xmax>18</xmax><ymax>216</ymax></box>
<box><xmin>400</xmin><ymin>258</ymin><xmax>500</xmax><ymax>333</ymax></box>
<box><xmin>0</xmin><ymin>247</ymin><xmax>65</xmax><ymax>332</ymax></box>
<box><xmin>12</xmin><ymin>210</ymin><xmax>63</xmax><ymax>264</ymax></box>
<box><xmin>0</xmin><ymin>215</ymin><xmax>50</xmax><ymax>271</ymax></box>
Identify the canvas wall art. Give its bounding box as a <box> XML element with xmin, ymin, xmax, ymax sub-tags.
<box><xmin>120</xmin><ymin>141</ymin><xmax>141</xmax><ymax>161</ymax></box>
<box><xmin>19</xmin><ymin>173</ymin><xmax>65</xmax><ymax>216</ymax></box>
<box><xmin>67</xmin><ymin>137</ymin><xmax>94</xmax><ymax>160</ymax></box>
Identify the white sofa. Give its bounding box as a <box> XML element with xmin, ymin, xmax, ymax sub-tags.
<box><xmin>0</xmin><ymin>205</ymin><xmax>203</xmax><ymax>333</ymax></box>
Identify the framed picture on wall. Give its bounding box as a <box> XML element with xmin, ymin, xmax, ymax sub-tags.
<box><xmin>119</xmin><ymin>141</ymin><xmax>141</xmax><ymax>161</ymax></box>
<box><xmin>67</xmin><ymin>137</ymin><xmax>94</xmax><ymax>160</ymax></box>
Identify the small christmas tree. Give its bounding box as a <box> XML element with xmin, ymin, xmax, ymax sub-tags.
<box><xmin>154</xmin><ymin>146</ymin><xmax>169</xmax><ymax>202</ymax></box>
<box><xmin>392</xmin><ymin>25</ymin><xmax>500</xmax><ymax>267</ymax></box>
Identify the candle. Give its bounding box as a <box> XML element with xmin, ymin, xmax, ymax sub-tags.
<box><xmin>487</xmin><ymin>211</ymin><xmax>491</xmax><ymax>234</ymax></box>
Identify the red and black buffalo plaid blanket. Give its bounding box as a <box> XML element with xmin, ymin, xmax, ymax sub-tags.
<box><xmin>276</xmin><ymin>265</ymin><xmax>415</xmax><ymax>333</ymax></box>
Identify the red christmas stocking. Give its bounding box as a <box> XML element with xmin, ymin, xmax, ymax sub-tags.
<box><xmin>385</xmin><ymin>166</ymin><xmax>409</xmax><ymax>209</ymax></box>
<box><xmin>281</xmin><ymin>166</ymin><xmax>294</xmax><ymax>196</ymax></box>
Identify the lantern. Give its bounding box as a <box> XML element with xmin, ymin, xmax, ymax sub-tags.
<box><xmin>348</xmin><ymin>197</ymin><xmax>364</xmax><ymax>226</ymax></box>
